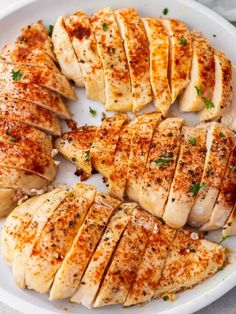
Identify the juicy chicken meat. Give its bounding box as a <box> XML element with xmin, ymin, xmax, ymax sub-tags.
<box><xmin>65</xmin><ymin>11</ymin><xmax>105</xmax><ymax>102</ymax></box>
<box><xmin>0</xmin><ymin>188</ymin><xmax>18</xmax><ymax>218</ymax></box>
<box><xmin>142</xmin><ymin>17</ymin><xmax>172</xmax><ymax>116</ymax></box>
<box><xmin>115</xmin><ymin>8</ymin><xmax>152</xmax><ymax>112</ymax></box>
<box><xmin>223</xmin><ymin>203</ymin><xmax>236</xmax><ymax>237</ymax></box>
<box><xmin>91</xmin><ymin>7</ymin><xmax>133</xmax><ymax>112</ymax></box>
<box><xmin>179</xmin><ymin>32</ymin><xmax>215</xmax><ymax>112</ymax></box>
<box><xmin>52</xmin><ymin>16</ymin><xmax>84</xmax><ymax>87</ymax></box>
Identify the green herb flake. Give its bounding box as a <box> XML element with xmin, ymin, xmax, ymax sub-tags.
<box><xmin>200</xmin><ymin>182</ymin><xmax>206</xmax><ymax>190</ymax></box>
<box><xmin>102</xmin><ymin>23</ymin><xmax>108</xmax><ymax>32</ymax></box>
<box><xmin>11</xmin><ymin>69</ymin><xmax>22</xmax><ymax>81</ymax></box>
<box><xmin>218</xmin><ymin>235</ymin><xmax>230</xmax><ymax>245</ymax></box>
<box><xmin>231</xmin><ymin>165</ymin><xmax>236</xmax><ymax>171</ymax></box>
<box><xmin>195</xmin><ymin>85</ymin><xmax>202</xmax><ymax>97</ymax></box>
<box><xmin>219</xmin><ymin>132</ymin><xmax>225</xmax><ymax>138</ymax></box>
<box><xmin>89</xmin><ymin>106</ymin><xmax>96</xmax><ymax>117</ymax></box>
<box><xmin>180</xmin><ymin>36</ymin><xmax>187</xmax><ymax>45</ymax></box>
<box><xmin>48</xmin><ymin>24</ymin><xmax>54</xmax><ymax>36</ymax></box>
<box><xmin>189</xmin><ymin>182</ymin><xmax>206</xmax><ymax>196</ymax></box>
<box><xmin>163</xmin><ymin>8</ymin><xmax>169</xmax><ymax>15</ymax></box>
<box><xmin>163</xmin><ymin>295</ymin><xmax>169</xmax><ymax>301</ymax></box>
<box><xmin>155</xmin><ymin>156</ymin><xmax>173</xmax><ymax>166</ymax></box>
<box><xmin>9</xmin><ymin>137</ymin><xmax>16</xmax><ymax>142</ymax></box>
<box><xmin>204</xmin><ymin>98</ymin><xmax>215</xmax><ymax>109</ymax></box>
<box><xmin>189</xmin><ymin>137</ymin><xmax>197</xmax><ymax>145</ymax></box>
<box><xmin>85</xmin><ymin>152</ymin><xmax>90</xmax><ymax>162</ymax></box>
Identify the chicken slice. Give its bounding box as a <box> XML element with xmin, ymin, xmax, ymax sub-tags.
<box><xmin>55</xmin><ymin>126</ymin><xmax>96</xmax><ymax>181</ymax></box>
<box><xmin>91</xmin><ymin>7</ymin><xmax>133</xmax><ymax>112</ymax></box>
<box><xmin>222</xmin><ymin>203</ymin><xmax>236</xmax><ymax>237</ymax></box>
<box><xmin>126</xmin><ymin>112</ymin><xmax>162</xmax><ymax>202</ymax></box>
<box><xmin>200</xmin><ymin>145</ymin><xmax>236</xmax><ymax>231</ymax></box>
<box><xmin>142</xmin><ymin>17</ymin><xmax>171</xmax><ymax>117</ymax></box>
<box><xmin>124</xmin><ymin>218</ymin><xmax>176</xmax><ymax>306</ymax></box>
<box><xmin>139</xmin><ymin>117</ymin><xmax>183</xmax><ymax>217</ymax></box>
<box><xmin>179</xmin><ymin>32</ymin><xmax>215</xmax><ymax>112</ymax></box>
<box><xmin>0</xmin><ymin>98</ymin><xmax>61</xmax><ymax>136</ymax></box>
<box><xmin>0</xmin><ymin>142</ymin><xmax>57</xmax><ymax>181</ymax></box>
<box><xmin>200</xmin><ymin>50</ymin><xmax>232</xmax><ymax>121</ymax></box>
<box><xmin>0</xmin><ymin>119</ymin><xmax>52</xmax><ymax>156</ymax></box>
<box><xmin>0</xmin><ymin>188</ymin><xmax>18</xmax><ymax>218</ymax></box>
<box><xmin>49</xmin><ymin>193</ymin><xmax>120</xmax><ymax>300</ymax></box>
<box><xmin>162</xmin><ymin>19</ymin><xmax>192</xmax><ymax>103</ymax></box>
<box><xmin>65</xmin><ymin>11</ymin><xmax>105</xmax><ymax>102</ymax></box>
<box><xmin>25</xmin><ymin>183</ymin><xmax>96</xmax><ymax>293</ymax></box>
<box><xmin>153</xmin><ymin>229</ymin><xmax>225</xmax><ymax>298</ymax></box>
<box><xmin>0</xmin><ymin>62</ymin><xmax>76</xmax><ymax>100</ymax></box>
<box><xmin>221</xmin><ymin>64</ymin><xmax>236</xmax><ymax>132</ymax></box>
<box><xmin>115</xmin><ymin>8</ymin><xmax>152</xmax><ymax>112</ymax></box>
<box><xmin>52</xmin><ymin>16</ymin><xmax>84</xmax><ymax>87</ymax></box>
<box><xmin>108</xmin><ymin>123</ymin><xmax>131</xmax><ymax>200</ymax></box>
<box><xmin>188</xmin><ymin>123</ymin><xmax>234</xmax><ymax>227</ymax></box>
<box><xmin>93</xmin><ymin>208</ymin><xmax>150</xmax><ymax>307</ymax></box>
<box><xmin>71</xmin><ymin>203</ymin><xmax>136</xmax><ymax>308</ymax></box>
<box><xmin>90</xmin><ymin>114</ymin><xmax>128</xmax><ymax>178</ymax></box>
<box><xmin>163</xmin><ymin>126</ymin><xmax>206</xmax><ymax>228</ymax></box>
<box><xmin>12</xmin><ymin>189</ymin><xmax>68</xmax><ymax>288</ymax></box>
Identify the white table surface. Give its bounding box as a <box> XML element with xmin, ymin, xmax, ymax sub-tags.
<box><xmin>0</xmin><ymin>0</ymin><xmax>236</xmax><ymax>313</ymax></box>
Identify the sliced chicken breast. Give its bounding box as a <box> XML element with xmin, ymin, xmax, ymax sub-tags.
<box><xmin>71</xmin><ymin>203</ymin><xmax>136</xmax><ymax>308</ymax></box>
<box><xmin>65</xmin><ymin>11</ymin><xmax>105</xmax><ymax>102</ymax></box>
<box><xmin>52</xmin><ymin>16</ymin><xmax>84</xmax><ymax>87</ymax></box>
<box><xmin>139</xmin><ymin>117</ymin><xmax>183</xmax><ymax>217</ymax></box>
<box><xmin>162</xmin><ymin>19</ymin><xmax>192</xmax><ymax>103</ymax></box>
<box><xmin>91</xmin><ymin>7</ymin><xmax>133</xmax><ymax>112</ymax></box>
<box><xmin>90</xmin><ymin>114</ymin><xmax>128</xmax><ymax>178</ymax></box>
<box><xmin>0</xmin><ymin>98</ymin><xmax>61</xmax><ymax>136</ymax></box>
<box><xmin>163</xmin><ymin>126</ymin><xmax>206</xmax><ymax>228</ymax></box>
<box><xmin>126</xmin><ymin>112</ymin><xmax>162</xmax><ymax>202</ymax></box>
<box><xmin>188</xmin><ymin>123</ymin><xmax>234</xmax><ymax>227</ymax></box>
<box><xmin>0</xmin><ymin>188</ymin><xmax>18</xmax><ymax>218</ymax></box>
<box><xmin>142</xmin><ymin>17</ymin><xmax>172</xmax><ymax>117</ymax></box>
<box><xmin>222</xmin><ymin>203</ymin><xmax>236</xmax><ymax>237</ymax></box>
<box><xmin>12</xmin><ymin>189</ymin><xmax>68</xmax><ymax>288</ymax></box>
<box><xmin>115</xmin><ymin>8</ymin><xmax>152</xmax><ymax>112</ymax></box>
<box><xmin>153</xmin><ymin>229</ymin><xmax>225</xmax><ymax>298</ymax></box>
<box><xmin>49</xmin><ymin>193</ymin><xmax>120</xmax><ymax>300</ymax></box>
<box><xmin>179</xmin><ymin>32</ymin><xmax>215</xmax><ymax>112</ymax></box>
<box><xmin>200</xmin><ymin>50</ymin><xmax>232</xmax><ymax>121</ymax></box>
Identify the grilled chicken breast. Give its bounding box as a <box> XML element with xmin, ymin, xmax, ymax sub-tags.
<box><xmin>71</xmin><ymin>203</ymin><xmax>136</xmax><ymax>307</ymax></box>
<box><xmin>188</xmin><ymin>123</ymin><xmax>234</xmax><ymax>227</ymax></box>
<box><xmin>179</xmin><ymin>32</ymin><xmax>215</xmax><ymax>112</ymax></box>
<box><xmin>91</xmin><ymin>7</ymin><xmax>133</xmax><ymax>112</ymax></box>
<box><xmin>139</xmin><ymin>117</ymin><xmax>183</xmax><ymax>217</ymax></box>
<box><xmin>162</xmin><ymin>19</ymin><xmax>192</xmax><ymax>103</ymax></box>
<box><xmin>65</xmin><ymin>11</ymin><xmax>105</xmax><ymax>102</ymax></box>
<box><xmin>49</xmin><ymin>193</ymin><xmax>120</xmax><ymax>300</ymax></box>
<box><xmin>200</xmin><ymin>50</ymin><xmax>232</xmax><ymax>121</ymax></box>
<box><xmin>163</xmin><ymin>126</ymin><xmax>206</xmax><ymax>228</ymax></box>
<box><xmin>52</xmin><ymin>16</ymin><xmax>84</xmax><ymax>87</ymax></box>
<box><xmin>223</xmin><ymin>203</ymin><xmax>236</xmax><ymax>237</ymax></box>
<box><xmin>126</xmin><ymin>112</ymin><xmax>162</xmax><ymax>202</ymax></box>
<box><xmin>142</xmin><ymin>17</ymin><xmax>172</xmax><ymax>116</ymax></box>
<box><xmin>0</xmin><ymin>188</ymin><xmax>18</xmax><ymax>218</ymax></box>
<box><xmin>115</xmin><ymin>8</ymin><xmax>152</xmax><ymax>112</ymax></box>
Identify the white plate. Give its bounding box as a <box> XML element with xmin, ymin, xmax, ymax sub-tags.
<box><xmin>0</xmin><ymin>0</ymin><xmax>236</xmax><ymax>313</ymax></box>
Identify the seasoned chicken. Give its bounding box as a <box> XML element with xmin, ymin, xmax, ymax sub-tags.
<box><xmin>12</xmin><ymin>189</ymin><xmax>68</xmax><ymax>288</ymax></box>
<box><xmin>0</xmin><ymin>98</ymin><xmax>61</xmax><ymax>136</ymax></box>
<box><xmin>188</xmin><ymin>123</ymin><xmax>234</xmax><ymax>227</ymax></box>
<box><xmin>0</xmin><ymin>188</ymin><xmax>18</xmax><ymax>218</ymax></box>
<box><xmin>90</xmin><ymin>114</ymin><xmax>128</xmax><ymax>178</ymax></box>
<box><xmin>153</xmin><ymin>229</ymin><xmax>225</xmax><ymax>298</ymax></box>
<box><xmin>71</xmin><ymin>203</ymin><xmax>136</xmax><ymax>307</ymax></box>
<box><xmin>126</xmin><ymin>112</ymin><xmax>162</xmax><ymax>202</ymax></box>
<box><xmin>124</xmin><ymin>217</ymin><xmax>176</xmax><ymax>306</ymax></box>
<box><xmin>49</xmin><ymin>193</ymin><xmax>120</xmax><ymax>300</ymax></box>
<box><xmin>161</xmin><ymin>19</ymin><xmax>192</xmax><ymax>103</ymax></box>
<box><xmin>91</xmin><ymin>7</ymin><xmax>133</xmax><ymax>112</ymax></box>
<box><xmin>55</xmin><ymin>126</ymin><xmax>96</xmax><ymax>180</ymax></box>
<box><xmin>139</xmin><ymin>118</ymin><xmax>183</xmax><ymax>217</ymax></box>
<box><xmin>115</xmin><ymin>8</ymin><xmax>152</xmax><ymax>112</ymax></box>
<box><xmin>25</xmin><ymin>184</ymin><xmax>96</xmax><ymax>293</ymax></box>
<box><xmin>163</xmin><ymin>126</ymin><xmax>206</xmax><ymax>228</ymax></box>
<box><xmin>179</xmin><ymin>32</ymin><xmax>215</xmax><ymax>112</ymax></box>
<box><xmin>200</xmin><ymin>50</ymin><xmax>232</xmax><ymax>121</ymax></box>
<box><xmin>142</xmin><ymin>17</ymin><xmax>172</xmax><ymax>116</ymax></box>
<box><xmin>52</xmin><ymin>16</ymin><xmax>84</xmax><ymax>87</ymax></box>
<box><xmin>222</xmin><ymin>203</ymin><xmax>236</xmax><ymax>237</ymax></box>
<box><xmin>200</xmin><ymin>145</ymin><xmax>236</xmax><ymax>231</ymax></box>
<box><xmin>65</xmin><ymin>12</ymin><xmax>105</xmax><ymax>102</ymax></box>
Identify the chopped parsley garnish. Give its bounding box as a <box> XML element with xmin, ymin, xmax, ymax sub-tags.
<box><xmin>219</xmin><ymin>132</ymin><xmax>225</xmax><ymax>138</ymax></box>
<box><xmin>218</xmin><ymin>235</ymin><xmax>230</xmax><ymax>245</ymax></box>
<box><xmin>89</xmin><ymin>106</ymin><xmax>96</xmax><ymax>117</ymax></box>
<box><xmin>204</xmin><ymin>98</ymin><xmax>215</xmax><ymax>109</ymax></box>
<box><xmin>85</xmin><ymin>152</ymin><xmax>90</xmax><ymax>161</ymax></box>
<box><xmin>189</xmin><ymin>182</ymin><xmax>206</xmax><ymax>196</ymax></box>
<box><xmin>231</xmin><ymin>165</ymin><xmax>236</xmax><ymax>171</ymax></box>
<box><xmin>163</xmin><ymin>295</ymin><xmax>169</xmax><ymax>301</ymax></box>
<box><xmin>195</xmin><ymin>85</ymin><xmax>202</xmax><ymax>97</ymax></box>
<box><xmin>180</xmin><ymin>36</ymin><xmax>187</xmax><ymax>45</ymax></box>
<box><xmin>9</xmin><ymin>137</ymin><xmax>16</xmax><ymax>142</ymax></box>
<box><xmin>102</xmin><ymin>23</ymin><xmax>108</xmax><ymax>32</ymax></box>
<box><xmin>48</xmin><ymin>24</ymin><xmax>54</xmax><ymax>36</ymax></box>
<box><xmin>155</xmin><ymin>156</ymin><xmax>173</xmax><ymax>166</ymax></box>
<box><xmin>189</xmin><ymin>137</ymin><xmax>196</xmax><ymax>145</ymax></box>
<box><xmin>163</xmin><ymin>8</ymin><xmax>169</xmax><ymax>15</ymax></box>
<box><xmin>11</xmin><ymin>69</ymin><xmax>22</xmax><ymax>81</ymax></box>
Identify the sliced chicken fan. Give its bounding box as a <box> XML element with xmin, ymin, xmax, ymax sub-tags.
<box><xmin>188</xmin><ymin>123</ymin><xmax>234</xmax><ymax>227</ymax></box>
<box><xmin>223</xmin><ymin>203</ymin><xmax>236</xmax><ymax>237</ymax></box>
<box><xmin>65</xmin><ymin>11</ymin><xmax>105</xmax><ymax>102</ymax></box>
<box><xmin>142</xmin><ymin>17</ymin><xmax>172</xmax><ymax>116</ymax></box>
<box><xmin>90</xmin><ymin>7</ymin><xmax>133</xmax><ymax>112</ymax></box>
<box><xmin>179</xmin><ymin>32</ymin><xmax>215</xmax><ymax>112</ymax></box>
<box><xmin>115</xmin><ymin>8</ymin><xmax>152</xmax><ymax>112</ymax></box>
<box><xmin>0</xmin><ymin>188</ymin><xmax>18</xmax><ymax>218</ymax></box>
